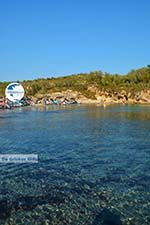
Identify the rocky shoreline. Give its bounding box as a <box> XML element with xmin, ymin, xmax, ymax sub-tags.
<box><xmin>31</xmin><ymin>89</ymin><xmax>150</xmax><ymax>106</ymax></box>
<box><xmin>1</xmin><ymin>89</ymin><xmax>150</xmax><ymax>109</ymax></box>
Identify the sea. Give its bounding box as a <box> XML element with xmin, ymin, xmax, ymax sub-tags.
<box><xmin>0</xmin><ymin>104</ymin><xmax>149</xmax><ymax>225</ymax></box>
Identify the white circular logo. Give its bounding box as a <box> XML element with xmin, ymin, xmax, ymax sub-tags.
<box><xmin>5</xmin><ymin>83</ymin><xmax>24</xmax><ymax>102</ymax></box>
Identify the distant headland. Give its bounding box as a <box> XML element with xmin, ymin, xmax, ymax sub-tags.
<box><xmin>1</xmin><ymin>66</ymin><xmax>150</xmax><ymax>105</ymax></box>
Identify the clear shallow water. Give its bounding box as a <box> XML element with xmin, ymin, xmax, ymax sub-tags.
<box><xmin>0</xmin><ymin>104</ymin><xmax>150</xmax><ymax>225</ymax></box>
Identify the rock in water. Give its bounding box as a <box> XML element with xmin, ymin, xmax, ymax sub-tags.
<box><xmin>0</xmin><ymin>200</ymin><xmax>12</xmax><ymax>219</ymax></box>
<box><xmin>92</xmin><ymin>208</ymin><xmax>122</xmax><ymax>225</ymax></box>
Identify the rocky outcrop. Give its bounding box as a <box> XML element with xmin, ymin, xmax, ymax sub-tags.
<box><xmin>94</xmin><ymin>89</ymin><xmax>150</xmax><ymax>105</ymax></box>
<box><xmin>30</xmin><ymin>89</ymin><xmax>150</xmax><ymax>105</ymax></box>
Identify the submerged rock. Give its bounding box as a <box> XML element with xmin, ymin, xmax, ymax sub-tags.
<box><xmin>92</xmin><ymin>208</ymin><xmax>122</xmax><ymax>225</ymax></box>
<box><xmin>0</xmin><ymin>199</ymin><xmax>12</xmax><ymax>219</ymax></box>
<box><xmin>0</xmin><ymin>192</ymin><xmax>66</xmax><ymax>220</ymax></box>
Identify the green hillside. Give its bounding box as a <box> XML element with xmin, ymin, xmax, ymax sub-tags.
<box><xmin>1</xmin><ymin>66</ymin><xmax>150</xmax><ymax>99</ymax></box>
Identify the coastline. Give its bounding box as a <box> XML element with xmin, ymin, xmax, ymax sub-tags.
<box><xmin>30</xmin><ymin>89</ymin><xmax>150</xmax><ymax>106</ymax></box>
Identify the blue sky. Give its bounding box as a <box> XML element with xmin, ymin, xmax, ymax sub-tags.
<box><xmin>0</xmin><ymin>0</ymin><xmax>150</xmax><ymax>81</ymax></box>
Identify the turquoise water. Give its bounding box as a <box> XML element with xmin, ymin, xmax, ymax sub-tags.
<box><xmin>0</xmin><ymin>104</ymin><xmax>150</xmax><ymax>225</ymax></box>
